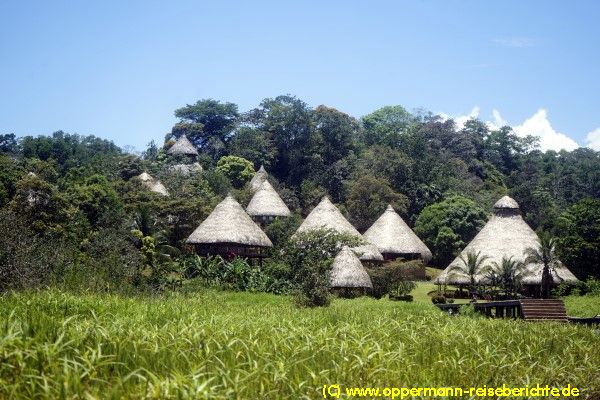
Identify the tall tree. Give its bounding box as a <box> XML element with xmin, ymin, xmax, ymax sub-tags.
<box><xmin>414</xmin><ymin>196</ymin><xmax>488</xmax><ymax>266</ymax></box>
<box><xmin>524</xmin><ymin>232</ymin><xmax>560</xmax><ymax>299</ymax></box>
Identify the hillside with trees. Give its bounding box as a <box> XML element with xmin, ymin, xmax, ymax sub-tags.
<box><xmin>1</xmin><ymin>96</ymin><xmax>599</xmax><ymax>293</ymax></box>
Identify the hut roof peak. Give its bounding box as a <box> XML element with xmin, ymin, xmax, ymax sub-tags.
<box><xmin>246</xmin><ymin>180</ymin><xmax>291</xmax><ymax>217</ymax></box>
<box><xmin>295</xmin><ymin>197</ymin><xmax>383</xmax><ymax>261</ymax></box>
<box><xmin>249</xmin><ymin>165</ymin><xmax>269</xmax><ymax>191</ymax></box>
<box><xmin>136</xmin><ymin>172</ymin><xmax>169</xmax><ymax>196</ymax></box>
<box><xmin>363</xmin><ymin>205</ymin><xmax>432</xmax><ymax>262</ymax></box>
<box><xmin>167</xmin><ymin>135</ymin><xmax>199</xmax><ymax>156</ymax></box>
<box><xmin>330</xmin><ymin>246</ymin><xmax>373</xmax><ymax>288</ymax></box>
<box><xmin>493</xmin><ymin>195</ymin><xmax>519</xmax><ymax>210</ymax></box>
<box><xmin>186</xmin><ymin>195</ymin><xmax>272</xmax><ymax>247</ymax></box>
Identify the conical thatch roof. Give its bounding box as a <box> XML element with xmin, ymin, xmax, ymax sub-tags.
<box><xmin>137</xmin><ymin>172</ymin><xmax>169</xmax><ymax>196</ymax></box>
<box><xmin>249</xmin><ymin>165</ymin><xmax>268</xmax><ymax>192</ymax></box>
<box><xmin>436</xmin><ymin>196</ymin><xmax>578</xmax><ymax>285</ymax></box>
<box><xmin>168</xmin><ymin>162</ymin><xmax>203</xmax><ymax>176</ymax></box>
<box><xmin>186</xmin><ymin>194</ymin><xmax>272</xmax><ymax>247</ymax></box>
<box><xmin>330</xmin><ymin>246</ymin><xmax>373</xmax><ymax>288</ymax></box>
<box><xmin>167</xmin><ymin>135</ymin><xmax>198</xmax><ymax>156</ymax></box>
<box><xmin>363</xmin><ymin>205</ymin><xmax>432</xmax><ymax>262</ymax></box>
<box><xmin>246</xmin><ymin>180</ymin><xmax>291</xmax><ymax>217</ymax></box>
<box><xmin>295</xmin><ymin>197</ymin><xmax>383</xmax><ymax>261</ymax></box>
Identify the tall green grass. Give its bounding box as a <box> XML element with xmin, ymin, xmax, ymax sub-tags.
<box><xmin>0</xmin><ymin>290</ymin><xmax>599</xmax><ymax>399</ymax></box>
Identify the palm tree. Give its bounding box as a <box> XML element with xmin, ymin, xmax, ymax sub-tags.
<box><xmin>524</xmin><ymin>232</ymin><xmax>559</xmax><ymax>299</ymax></box>
<box><xmin>448</xmin><ymin>251</ymin><xmax>490</xmax><ymax>293</ymax></box>
<box><xmin>489</xmin><ymin>256</ymin><xmax>529</xmax><ymax>298</ymax></box>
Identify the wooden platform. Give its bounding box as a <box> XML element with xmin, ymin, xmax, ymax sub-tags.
<box><xmin>437</xmin><ymin>299</ymin><xmax>570</xmax><ymax>323</ymax></box>
<box><xmin>519</xmin><ymin>299</ymin><xmax>568</xmax><ymax>322</ymax></box>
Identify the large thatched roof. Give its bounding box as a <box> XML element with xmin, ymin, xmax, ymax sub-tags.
<box><xmin>167</xmin><ymin>162</ymin><xmax>203</xmax><ymax>176</ymax></box>
<box><xmin>436</xmin><ymin>196</ymin><xmax>578</xmax><ymax>285</ymax></box>
<box><xmin>249</xmin><ymin>165</ymin><xmax>268</xmax><ymax>192</ymax></box>
<box><xmin>137</xmin><ymin>172</ymin><xmax>169</xmax><ymax>196</ymax></box>
<box><xmin>186</xmin><ymin>194</ymin><xmax>273</xmax><ymax>247</ymax></box>
<box><xmin>295</xmin><ymin>197</ymin><xmax>383</xmax><ymax>261</ymax></box>
<box><xmin>246</xmin><ymin>180</ymin><xmax>291</xmax><ymax>217</ymax></box>
<box><xmin>330</xmin><ymin>246</ymin><xmax>373</xmax><ymax>289</ymax></box>
<box><xmin>363</xmin><ymin>204</ymin><xmax>432</xmax><ymax>262</ymax></box>
<box><xmin>167</xmin><ymin>135</ymin><xmax>199</xmax><ymax>156</ymax></box>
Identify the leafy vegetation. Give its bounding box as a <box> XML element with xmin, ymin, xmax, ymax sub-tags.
<box><xmin>1</xmin><ymin>95</ymin><xmax>599</xmax><ymax>297</ymax></box>
<box><xmin>0</xmin><ymin>290</ymin><xmax>599</xmax><ymax>399</ymax></box>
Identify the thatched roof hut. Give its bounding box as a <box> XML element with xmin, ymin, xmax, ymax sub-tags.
<box><xmin>436</xmin><ymin>196</ymin><xmax>578</xmax><ymax>285</ymax></box>
<box><xmin>167</xmin><ymin>162</ymin><xmax>203</xmax><ymax>176</ymax></box>
<box><xmin>295</xmin><ymin>197</ymin><xmax>383</xmax><ymax>262</ymax></box>
<box><xmin>137</xmin><ymin>172</ymin><xmax>169</xmax><ymax>196</ymax></box>
<box><xmin>330</xmin><ymin>246</ymin><xmax>373</xmax><ymax>289</ymax></box>
<box><xmin>249</xmin><ymin>165</ymin><xmax>268</xmax><ymax>192</ymax></box>
<box><xmin>363</xmin><ymin>205</ymin><xmax>432</xmax><ymax>262</ymax></box>
<box><xmin>167</xmin><ymin>135</ymin><xmax>199</xmax><ymax>156</ymax></box>
<box><xmin>186</xmin><ymin>194</ymin><xmax>272</xmax><ymax>258</ymax></box>
<box><xmin>246</xmin><ymin>180</ymin><xmax>291</xmax><ymax>220</ymax></box>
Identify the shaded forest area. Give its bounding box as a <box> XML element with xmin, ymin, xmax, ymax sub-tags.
<box><xmin>1</xmin><ymin>95</ymin><xmax>599</xmax><ymax>292</ymax></box>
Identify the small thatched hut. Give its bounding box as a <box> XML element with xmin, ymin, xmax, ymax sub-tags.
<box><xmin>249</xmin><ymin>165</ymin><xmax>268</xmax><ymax>192</ymax></box>
<box><xmin>246</xmin><ymin>180</ymin><xmax>291</xmax><ymax>223</ymax></box>
<box><xmin>295</xmin><ymin>197</ymin><xmax>383</xmax><ymax>262</ymax></box>
<box><xmin>363</xmin><ymin>205</ymin><xmax>432</xmax><ymax>262</ymax></box>
<box><xmin>436</xmin><ymin>195</ymin><xmax>578</xmax><ymax>286</ymax></box>
<box><xmin>137</xmin><ymin>172</ymin><xmax>169</xmax><ymax>196</ymax></box>
<box><xmin>330</xmin><ymin>246</ymin><xmax>373</xmax><ymax>289</ymax></box>
<box><xmin>186</xmin><ymin>194</ymin><xmax>272</xmax><ymax>258</ymax></box>
<box><xmin>167</xmin><ymin>135</ymin><xmax>199</xmax><ymax>156</ymax></box>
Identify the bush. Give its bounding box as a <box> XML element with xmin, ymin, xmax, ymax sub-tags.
<box><xmin>431</xmin><ymin>294</ymin><xmax>447</xmax><ymax>304</ymax></box>
<box><xmin>282</xmin><ymin>228</ymin><xmax>361</xmax><ymax>307</ymax></box>
<box><xmin>366</xmin><ymin>263</ymin><xmax>420</xmax><ymax>299</ymax></box>
<box><xmin>182</xmin><ymin>255</ymin><xmax>293</xmax><ymax>294</ymax></box>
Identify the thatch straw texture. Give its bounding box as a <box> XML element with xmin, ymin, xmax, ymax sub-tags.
<box><xmin>137</xmin><ymin>172</ymin><xmax>169</xmax><ymax>196</ymax></box>
<box><xmin>249</xmin><ymin>165</ymin><xmax>268</xmax><ymax>192</ymax></box>
<box><xmin>168</xmin><ymin>162</ymin><xmax>203</xmax><ymax>176</ymax></box>
<box><xmin>436</xmin><ymin>196</ymin><xmax>578</xmax><ymax>285</ymax></box>
<box><xmin>363</xmin><ymin>205</ymin><xmax>432</xmax><ymax>262</ymax></box>
<box><xmin>246</xmin><ymin>181</ymin><xmax>291</xmax><ymax>217</ymax></box>
<box><xmin>186</xmin><ymin>194</ymin><xmax>272</xmax><ymax>247</ymax></box>
<box><xmin>167</xmin><ymin>135</ymin><xmax>199</xmax><ymax>156</ymax></box>
<box><xmin>330</xmin><ymin>246</ymin><xmax>373</xmax><ymax>288</ymax></box>
<box><xmin>295</xmin><ymin>197</ymin><xmax>383</xmax><ymax>261</ymax></box>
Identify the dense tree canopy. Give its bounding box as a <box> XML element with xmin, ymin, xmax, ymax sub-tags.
<box><xmin>1</xmin><ymin>93</ymin><xmax>599</xmax><ymax>291</ymax></box>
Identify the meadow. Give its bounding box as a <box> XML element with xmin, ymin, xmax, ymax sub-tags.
<box><xmin>0</xmin><ymin>290</ymin><xmax>599</xmax><ymax>399</ymax></box>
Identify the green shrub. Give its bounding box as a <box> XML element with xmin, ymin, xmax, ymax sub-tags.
<box><xmin>282</xmin><ymin>228</ymin><xmax>361</xmax><ymax>307</ymax></box>
<box><xmin>431</xmin><ymin>294</ymin><xmax>446</xmax><ymax>304</ymax></box>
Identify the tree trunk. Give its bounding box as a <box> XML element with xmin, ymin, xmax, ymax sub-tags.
<box><xmin>541</xmin><ymin>265</ymin><xmax>552</xmax><ymax>299</ymax></box>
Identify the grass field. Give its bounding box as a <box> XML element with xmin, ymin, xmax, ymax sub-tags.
<box><xmin>1</xmin><ymin>290</ymin><xmax>599</xmax><ymax>399</ymax></box>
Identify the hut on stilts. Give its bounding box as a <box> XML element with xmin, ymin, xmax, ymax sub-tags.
<box><xmin>363</xmin><ymin>204</ymin><xmax>432</xmax><ymax>262</ymax></box>
<box><xmin>167</xmin><ymin>135</ymin><xmax>199</xmax><ymax>157</ymax></box>
<box><xmin>295</xmin><ymin>197</ymin><xmax>383</xmax><ymax>262</ymax></box>
<box><xmin>435</xmin><ymin>195</ymin><xmax>578</xmax><ymax>293</ymax></box>
<box><xmin>246</xmin><ymin>180</ymin><xmax>291</xmax><ymax>225</ymax></box>
<box><xmin>137</xmin><ymin>172</ymin><xmax>169</xmax><ymax>196</ymax></box>
<box><xmin>330</xmin><ymin>246</ymin><xmax>373</xmax><ymax>296</ymax></box>
<box><xmin>186</xmin><ymin>194</ymin><xmax>272</xmax><ymax>259</ymax></box>
<box><xmin>166</xmin><ymin>135</ymin><xmax>203</xmax><ymax>176</ymax></box>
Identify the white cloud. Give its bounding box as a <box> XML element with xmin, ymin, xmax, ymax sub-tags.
<box><xmin>440</xmin><ymin>107</ymin><xmax>581</xmax><ymax>152</ymax></box>
<box><xmin>487</xmin><ymin>109</ymin><xmax>506</xmax><ymax>131</ymax></box>
<box><xmin>586</xmin><ymin>128</ymin><xmax>600</xmax><ymax>150</ymax></box>
<box><xmin>512</xmin><ymin>109</ymin><xmax>579</xmax><ymax>152</ymax></box>
<box><xmin>493</xmin><ymin>37</ymin><xmax>536</xmax><ymax>48</ymax></box>
<box><xmin>439</xmin><ymin>106</ymin><xmax>480</xmax><ymax>130</ymax></box>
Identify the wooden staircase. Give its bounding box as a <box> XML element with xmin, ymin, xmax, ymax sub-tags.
<box><xmin>519</xmin><ymin>299</ymin><xmax>568</xmax><ymax>322</ymax></box>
